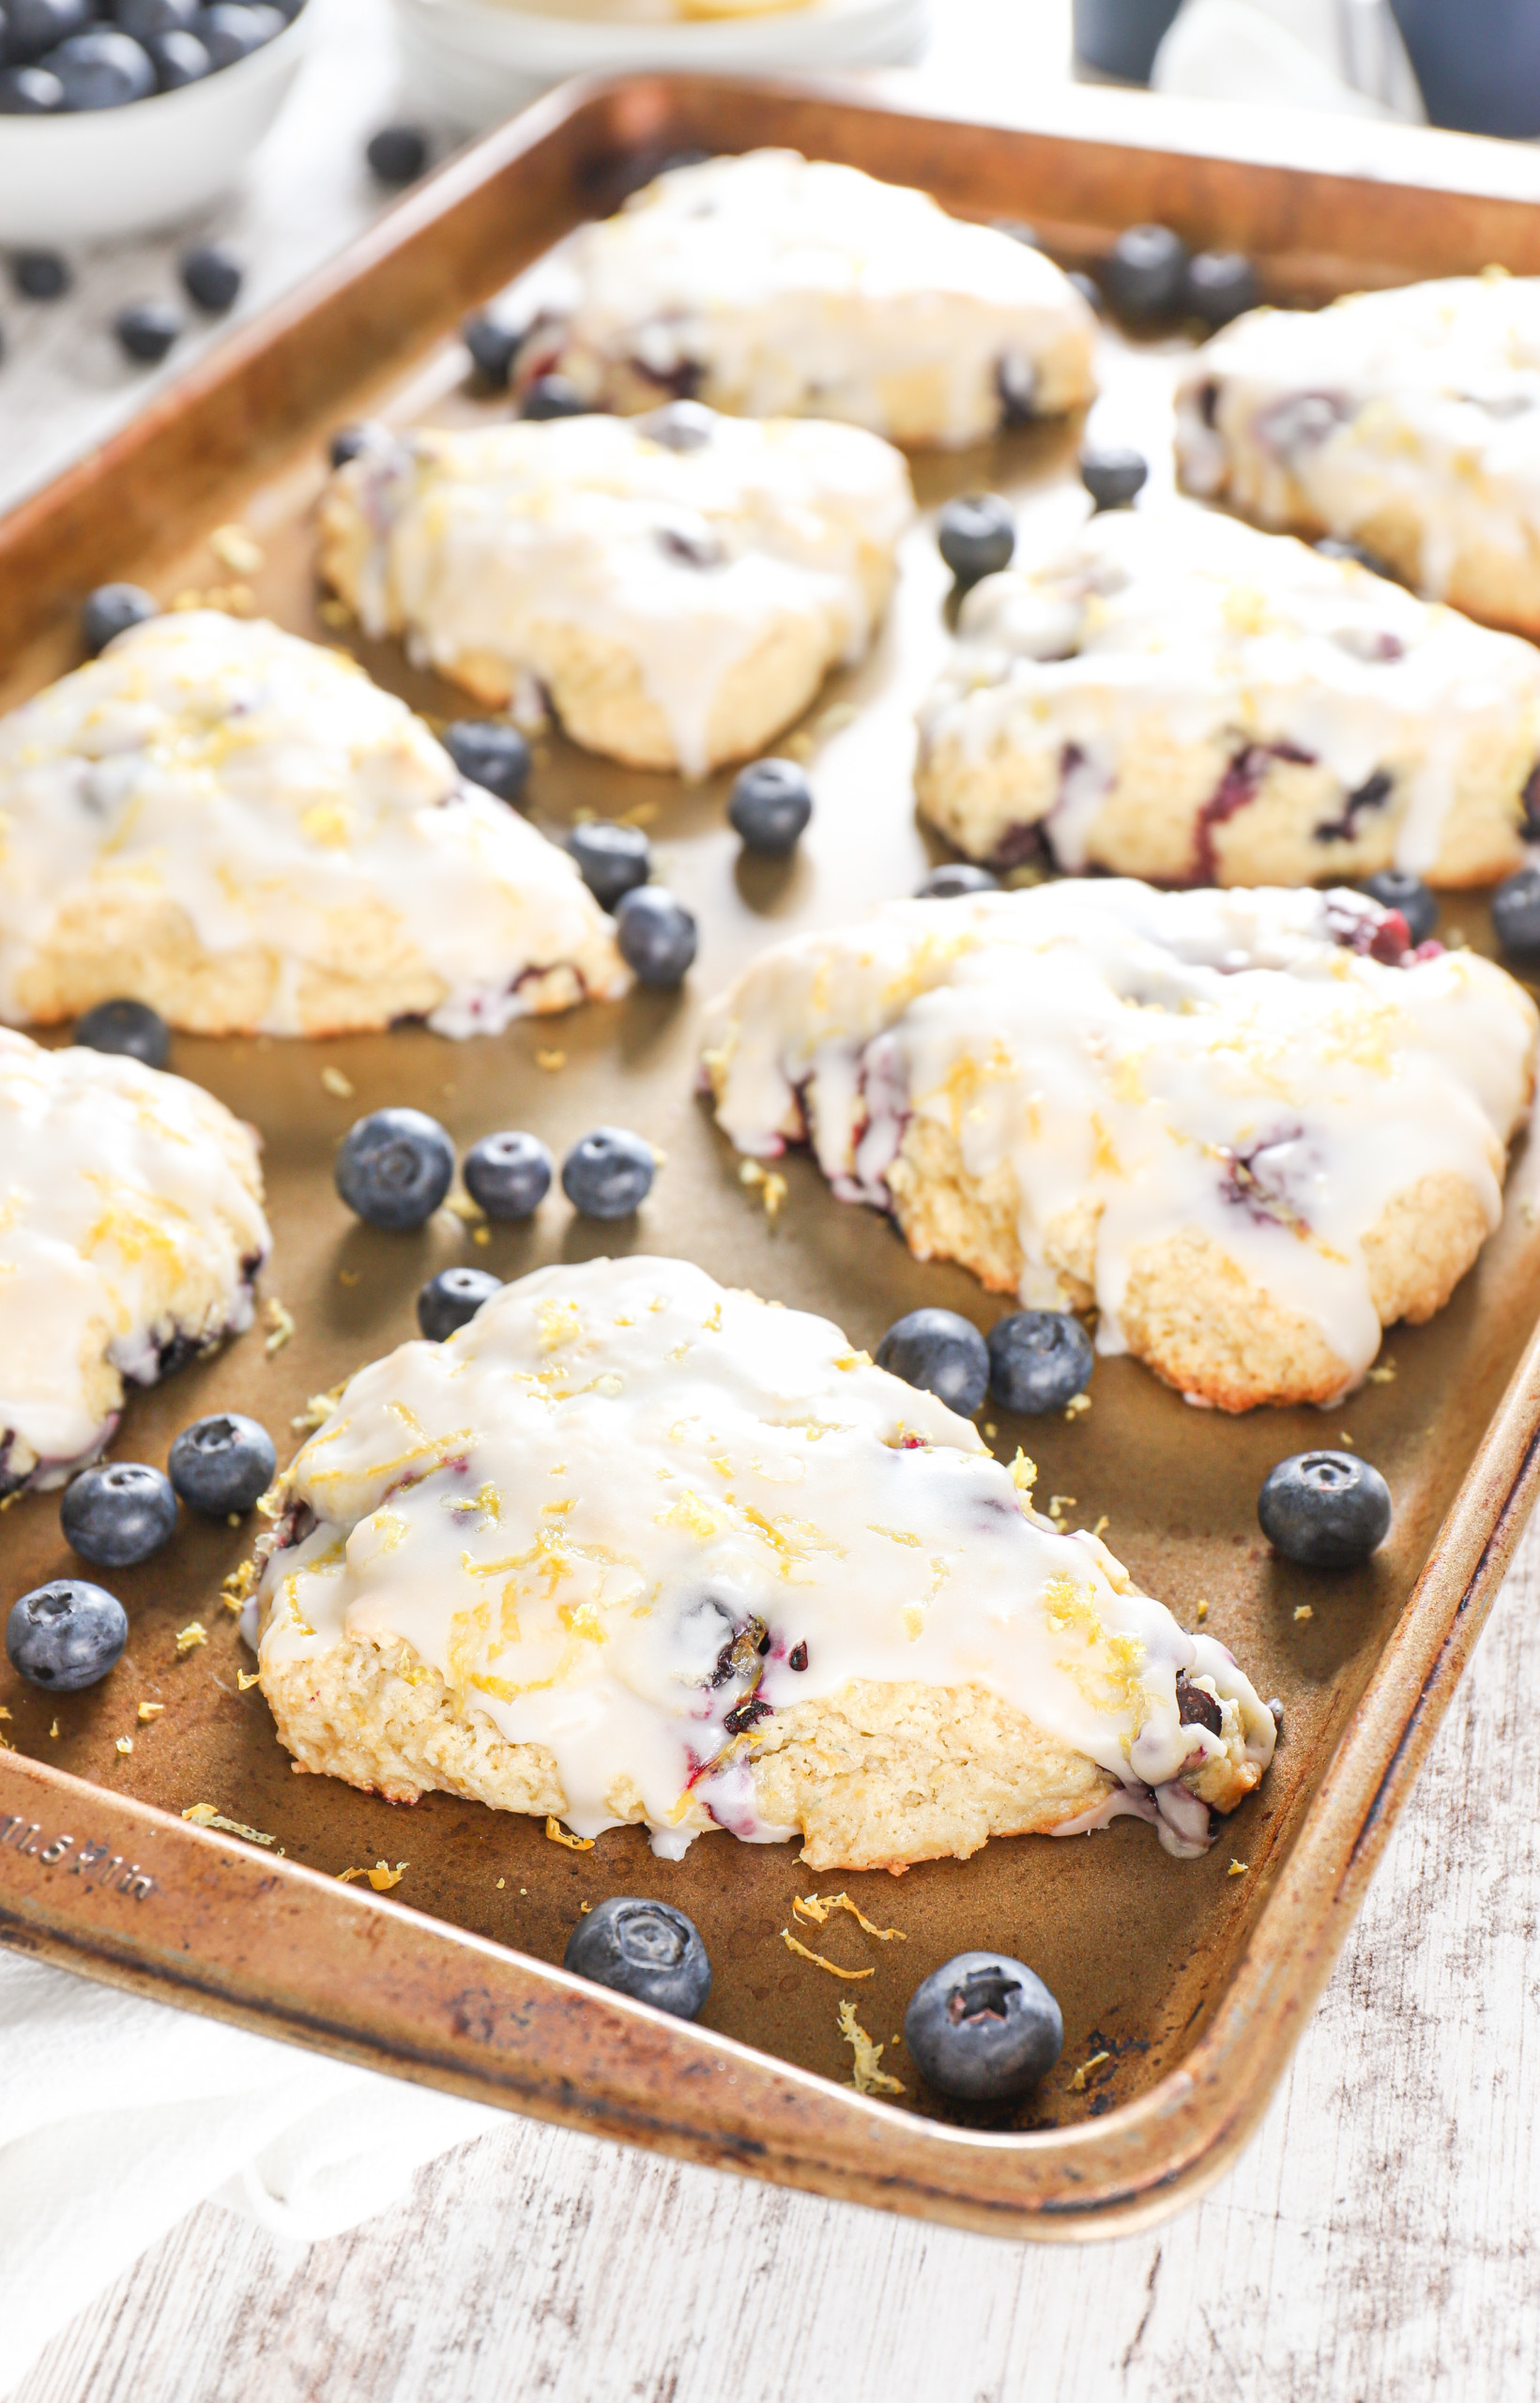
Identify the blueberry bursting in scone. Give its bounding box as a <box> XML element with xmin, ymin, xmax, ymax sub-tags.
<box><xmin>1175</xmin><ymin>274</ymin><xmax>1540</xmax><ymax>644</ymax></box>
<box><xmin>503</xmin><ymin>149</ymin><xmax>1098</xmax><ymax>448</ymax></box>
<box><xmin>0</xmin><ymin>1029</ymin><xmax>270</xmax><ymax>1496</ymax></box>
<box><xmin>0</xmin><ymin>609</ymin><xmax>626</xmax><ymax>1040</ymax></box>
<box><xmin>252</xmin><ymin>1256</ymin><xmax>1274</xmax><ymax>1869</ymax></box>
<box><xmin>700</xmin><ymin>880</ymin><xmax>1538</xmax><ymax>1412</ymax></box>
<box><xmin>318</xmin><ymin>408</ymin><xmax>912</xmax><ymax>776</ymax></box>
<box><xmin>915</xmin><ymin>507</ymin><xmax>1540</xmax><ymax>888</ymax></box>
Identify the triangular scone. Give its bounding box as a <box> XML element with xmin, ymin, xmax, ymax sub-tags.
<box><xmin>0</xmin><ymin>610</ymin><xmax>626</xmax><ymax>1039</ymax></box>
<box><xmin>701</xmin><ymin>882</ymin><xmax>1538</xmax><ymax>1411</ymax></box>
<box><xmin>508</xmin><ymin>149</ymin><xmax>1097</xmax><ymax>448</ymax></box>
<box><xmin>253</xmin><ymin>1257</ymin><xmax>1274</xmax><ymax>1870</ymax></box>
<box><xmin>916</xmin><ymin>507</ymin><xmax>1540</xmax><ymax>888</ymax></box>
<box><xmin>318</xmin><ymin>411</ymin><xmax>912</xmax><ymax>775</ymax></box>
<box><xmin>0</xmin><ymin>1029</ymin><xmax>269</xmax><ymax>1494</ymax></box>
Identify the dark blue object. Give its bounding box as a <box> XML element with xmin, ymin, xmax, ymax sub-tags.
<box><xmin>1073</xmin><ymin>0</ymin><xmax>1182</xmax><ymax>82</ymax></box>
<box><xmin>1390</xmin><ymin>0</ymin><xmax>1540</xmax><ymax>139</ymax></box>
<box><xmin>568</xmin><ymin>820</ymin><xmax>650</xmax><ymax>911</ymax></box>
<box><xmin>7</xmin><ymin>0</ymin><xmax>90</xmax><ymax>62</ymax></box>
<box><xmin>463</xmin><ymin>1129</ymin><xmax>553</xmax><ymax>1220</ymax></box>
<box><xmin>366</xmin><ymin>123</ymin><xmax>428</xmax><ymax>185</ymax></box>
<box><xmin>114</xmin><ymin>300</ymin><xmax>182</xmax><ymax>363</ymax></box>
<box><xmin>7</xmin><ymin>1580</ymin><xmax>128</xmax><ymax>1691</ymax></box>
<box><xmin>615</xmin><ymin>886</ymin><xmax>697</xmax><ymax>987</ymax></box>
<box><xmin>1067</xmin><ymin>269</ymin><xmax>1105</xmax><ymax>314</ymax></box>
<box><xmin>937</xmin><ymin>493</ymin><xmax>1015</xmax><ymax>588</ymax></box>
<box><xmin>0</xmin><ymin>63</ymin><xmax>65</xmax><ymax>107</ymax></box>
<box><xmin>334</xmin><ymin>1108</ymin><xmax>455</xmax><ymax>1230</ymax></box>
<box><xmin>564</xmin><ymin>1896</ymin><xmax>711</xmax><ymax>2019</ymax></box>
<box><xmin>74</xmin><ymin>997</ymin><xmax>170</xmax><ymax>1066</ymax></box>
<box><xmin>197</xmin><ymin>1</ymin><xmax>282</xmax><ymax>62</ymax></box>
<box><xmin>328</xmin><ymin>421</ymin><xmax>385</xmax><ymax>468</ymax></box>
<box><xmin>986</xmin><ymin>1310</ymin><xmax>1094</xmax><ymax>1416</ymax></box>
<box><xmin>168</xmin><ymin>1414</ymin><xmax>277</xmax><ymax>1515</ymax></box>
<box><xmin>1492</xmin><ymin>866</ymin><xmax>1540</xmax><ymax>961</ymax></box>
<box><xmin>876</xmin><ymin>1309</ymin><xmax>989</xmax><ymax>1416</ymax></box>
<box><xmin>44</xmin><ymin>26</ymin><xmax>155</xmax><ymax>106</ymax></box>
<box><xmin>114</xmin><ymin>0</ymin><xmax>197</xmax><ymax>38</ymax></box>
<box><xmin>1258</xmin><ymin>1449</ymin><xmax>1392</xmax><ymax>1568</ymax></box>
<box><xmin>11</xmin><ymin>250</ymin><xmax>69</xmax><ymax>299</ymax></box>
<box><xmin>1079</xmin><ymin>445</ymin><xmax>1149</xmax><ymax>512</ymax></box>
<box><xmin>147</xmin><ymin>28</ymin><xmax>208</xmax><ymax>80</ymax></box>
<box><xmin>727</xmin><ymin>758</ymin><xmax>814</xmax><ymax>856</ymax></box>
<box><xmin>61</xmin><ymin>1462</ymin><xmax>176</xmax><ymax>1568</ymax></box>
<box><xmin>519</xmin><ymin>374</ymin><xmax>588</xmax><ymax>421</ymax></box>
<box><xmin>1104</xmin><ymin>223</ymin><xmax>1188</xmax><ymax>318</ymax></box>
<box><xmin>417</xmin><ymin>1265</ymin><xmax>503</xmax><ymax>1341</ymax></box>
<box><xmin>1183</xmin><ymin>251</ymin><xmax>1259</xmax><ymax>328</ymax></box>
<box><xmin>81</xmin><ymin>583</ymin><xmax>158</xmax><ymax>655</ymax></box>
<box><xmin>463</xmin><ymin>312</ymin><xmax>523</xmax><ymax>390</ymax></box>
<box><xmin>904</xmin><ymin>1951</ymin><xmax>1063</xmax><ymax>2103</ymax></box>
<box><xmin>1361</xmin><ymin>870</ymin><xmax>1436</xmax><ymax>946</ymax></box>
<box><xmin>442</xmin><ymin>718</ymin><xmax>530</xmax><ymax>804</ymax></box>
<box><xmin>561</xmin><ymin>1127</ymin><xmax>655</xmax><ymax>1219</ymax></box>
<box><xmin>918</xmin><ymin>862</ymin><xmax>999</xmax><ymax>899</ymax></box>
<box><xmin>180</xmin><ymin>241</ymin><xmax>242</xmax><ymax>314</ymax></box>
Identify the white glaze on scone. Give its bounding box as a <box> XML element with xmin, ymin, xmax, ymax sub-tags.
<box><xmin>1175</xmin><ymin>275</ymin><xmax>1540</xmax><ymax>639</ymax></box>
<box><xmin>509</xmin><ymin>149</ymin><xmax>1097</xmax><ymax>448</ymax></box>
<box><xmin>0</xmin><ymin>610</ymin><xmax>626</xmax><ymax>1040</ymax></box>
<box><xmin>916</xmin><ymin>507</ymin><xmax>1540</xmax><ymax>886</ymax></box>
<box><xmin>255</xmin><ymin>1256</ymin><xmax>1273</xmax><ymax>1860</ymax></box>
<box><xmin>318</xmin><ymin>410</ymin><xmax>912</xmax><ymax>776</ymax></box>
<box><xmin>0</xmin><ymin>1029</ymin><xmax>269</xmax><ymax>1491</ymax></box>
<box><xmin>700</xmin><ymin>882</ymin><xmax>1537</xmax><ymax>1406</ymax></box>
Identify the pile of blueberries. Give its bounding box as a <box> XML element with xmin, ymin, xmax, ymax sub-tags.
<box><xmin>0</xmin><ymin>0</ymin><xmax>305</xmax><ymax>115</ymax></box>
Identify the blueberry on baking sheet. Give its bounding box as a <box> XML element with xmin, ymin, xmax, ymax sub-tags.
<box><xmin>1258</xmin><ymin>1449</ymin><xmax>1392</xmax><ymax>1569</ymax></box>
<box><xmin>616</xmin><ymin>886</ymin><xmax>696</xmax><ymax>987</ymax></box>
<box><xmin>1360</xmin><ymin>870</ymin><xmax>1436</xmax><ymax>946</ymax></box>
<box><xmin>180</xmin><ymin>242</ymin><xmax>243</xmax><ymax>315</ymax></box>
<box><xmin>986</xmin><ymin>1310</ymin><xmax>1093</xmax><ymax>1416</ymax></box>
<box><xmin>518</xmin><ymin>374</ymin><xmax>589</xmax><ymax>421</ymax></box>
<box><xmin>1492</xmin><ymin>866</ymin><xmax>1540</xmax><ymax>962</ymax></box>
<box><xmin>46</xmin><ymin>27</ymin><xmax>156</xmax><ymax>106</ymax></box>
<box><xmin>81</xmin><ymin>583</ymin><xmax>159</xmax><ymax>657</ymax></box>
<box><xmin>937</xmin><ymin>494</ymin><xmax>1015</xmax><ymax>589</ymax></box>
<box><xmin>61</xmin><ymin>1462</ymin><xmax>177</xmax><ymax>1569</ymax></box>
<box><xmin>1182</xmin><ymin>250</ymin><xmax>1259</xmax><ymax>328</ymax></box>
<box><xmin>728</xmin><ymin>758</ymin><xmax>814</xmax><ymax>857</ymax></box>
<box><xmin>114</xmin><ymin>299</ymin><xmax>182</xmax><ymax>365</ymax></box>
<box><xmin>904</xmin><ymin>1951</ymin><xmax>1063</xmax><ymax>2104</ymax></box>
<box><xmin>561</xmin><ymin>1127</ymin><xmax>655</xmax><ymax>1220</ymax></box>
<box><xmin>1079</xmin><ymin>444</ymin><xmax>1148</xmax><ymax>513</ymax></box>
<box><xmin>335</xmin><ymin>1108</ymin><xmax>455</xmax><ymax>1230</ymax></box>
<box><xmin>917</xmin><ymin>862</ymin><xmax>999</xmax><ymax>899</ymax></box>
<box><xmin>569</xmin><ymin>820</ymin><xmax>650</xmax><ymax>911</ymax></box>
<box><xmin>365</xmin><ymin>123</ymin><xmax>428</xmax><ymax>186</ymax></box>
<box><xmin>877</xmin><ymin>1309</ymin><xmax>989</xmax><ymax>1416</ymax></box>
<box><xmin>462</xmin><ymin>311</ymin><xmax>524</xmax><ymax>391</ymax></box>
<box><xmin>73</xmin><ymin>996</ymin><xmax>170</xmax><ymax>1067</ymax></box>
<box><xmin>1104</xmin><ymin>222</ymin><xmax>1189</xmax><ymax>319</ymax></box>
<box><xmin>418</xmin><ymin>1265</ymin><xmax>503</xmax><ymax>1341</ymax></box>
<box><xmin>10</xmin><ymin>250</ymin><xmax>69</xmax><ymax>300</ymax></box>
<box><xmin>7</xmin><ymin>1580</ymin><xmax>128</xmax><ymax>1691</ymax></box>
<box><xmin>564</xmin><ymin>1897</ymin><xmax>711</xmax><ymax>2020</ymax></box>
<box><xmin>168</xmin><ymin>1414</ymin><xmax>277</xmax><ymax>1517</ymax></box>
<box><xmin>463</xmin><ymin>1129</ymin><xmax>553</xmax><ymax>1221</ymax></box>
<box><xmin>442</xmin><ymin>718</ymin><xmax>531</xmax><ymax>805</ymax></box>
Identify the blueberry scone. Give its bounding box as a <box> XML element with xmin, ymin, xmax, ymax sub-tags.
<box><xmin>915</xmin><ymin>507</ymin><xmax>1540</xmax><ymax>888</ymax></box>
<box><xmin>507</xmin><ymin>149</ymin><xmax>1097</xmax><ymax>447</ymax></box>
<box><xmin>0</xmin><ymin>609</ymin><xmax>625</xmax><ymax>1042</ymax></box>
<box><xmin>1175</xmin><ymin>274</ymin><xmax>1540</xmax><ymax>641</ymax></box>
<box><xmin>701</xmin><ymin>882</ymin><xmax>1537</xmax><ymax>1412</ymax></box>
<box><xmin>318</xmin><ymin>409</ymin><xmax>911</xmax><ymax>776</ymax></box>
<box><xmin>0</xmin><ymin>1029</ymin><xmax>269</xmax><ymax>1495</ymax></box>
<box><xmin>253</xmin><ymin>1256</ymin><xmax>1273</xmax><ymax>1868</ymax></box>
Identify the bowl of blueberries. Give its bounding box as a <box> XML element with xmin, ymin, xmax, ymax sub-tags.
<box><xmin>0</xmin><ymin>0</ymin><xmax>312</xmax><ymax>244</ymax></box>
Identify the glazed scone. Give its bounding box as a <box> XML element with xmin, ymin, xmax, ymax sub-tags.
<box><xmin>0</xmin><ymin>610</ymin><xmax>626</xmax><ymax>1040</ymax></box>
<box><xmin>0</xmin><ymin>1029</ymin><xmax>269</xmax><ymax>1494</ymax></box>
<box><xmin>1175</xmin><ymin>275</ymin><xmax>1540</xmax><ymax>643</ymax></box>
<box><xmin>700</xmin><ymin>881</ymin><xmax>1537</xmax><ymax>1411</ymax></box>
<box><xmin>318</xmin><ymin>410</ymin><xmax>912</xmax><ymax>776</ymax></box>
<box><xmin>506</xmin><ymin>149</ymin><xmax>1097</xmax><ymax>447</ymax></box>
<box><xmin>916</xmin><ymin>507</ymin><xmax>1540</xmax><ymax>888</ymax></box>
<box><xmin>253</xmin><ymin>1256</ymin><xmax>1274</xmax><ymax>1868</ymax></box>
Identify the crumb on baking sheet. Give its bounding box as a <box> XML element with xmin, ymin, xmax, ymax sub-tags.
<box><xmin>1293</xmin><ymin>1604</ymin><xmax>1314</xmax><ymax>1622</ymax></box>
<box><xmin>336</xmin><ymin>1866</ymin><xmax>366</xmax><ymax>1883</ymax></box>
<box><xmin>222</xmin><ymin>1557</ymin><xmax>259</xmax><ymax>1613</ymax></box>
<box><xmin>367</xmin><ymin>1861</ymin><xmax>406</xmax><ymax>1890</ymax></box>
<box><xmin>317</xmin><ymin>597</ymin><xmax>352</xmax><ymax>630</ymax></box>
<box><xmin>320</xmin><ymin>1066</ymin><xmax>355</xmax><ymax>1099</ymax></box>
<box><xmin>1070</xmin><ymin>2050</ymin><xmax>1110</xmax><ymax>2092</ymax></box>
<box><xmin>237</xmin><ymin>1669</ymin><xmax>261</xmax><ymax>1691</ymax></box>
<box><xmin>536</xmin><ymin>1049</ymin><xmax>566</xmax><ymax>1072</ymax></box>
<box><xmin>264</xmin><ymin>1297</ymin><xmax>296</xmax><ymax>1356</ymax></box>
<box><xmin>210</xmin><ymin>523</ymin><xmax>264</xmax><ymax>576</ymax></box>
<box><xmin>182</xmin><ymin>1802</ymin><xmax>279</xmax><ymax>1847</ymax></box>
<box><xmin>292</xmin><ymin>1382</ymin><xmax>347</xmax><ymax>1435</ymax></box>
<box><xmin>837</xmin><ymin>1997</ymin><xmax>905</xmax><ymax>2097</ymax></box>
<box><xmin>1228</xmin><ymin>1860</ymin><xmax>1248</xmax><ymax>1877</ymax></box>
<box><xmin>48</xmin><ymin>1720</ymin><xmax>57</xmax><ymax>1740</ymax></box>
<box><xmin>739</xmin><ymin>1159</ymin><xmax>788</xmax><ymax>1223</ymax></box>
<box><xmin>545</xmin><ymin>1817</ymin><xmax>595</xmax><ymax>1851</ymax></box>
<box><xmin>1047</xmin><ymin>1494</ymin><xmax>1075</xmax><ymax>1527</ymax></box>
<box><xmin>137</xmin><ymin>1702</ymin><xmax>163</xmax><ymax>1722</ymax></box>
<box><xmin>780</xmin><ymin>1928</ymin><xmax>875</xmax><ymax>1981</ymax></box>
<box><xmin>793</xmin><ymin>1892</ymin><xmax>906</xmax><ymax>1942</ymax></box>
<box><xmin>1089</xmin><ymin>1513</ymin><xmax>1108</xmax><ymax>1540</ymax></box>
<box><xmin>983</xmin><ymin>1422</ymin><xmax>998</xmax><ymax>1439</ymax></box>
<box><xmin>339</xmin><ymin>1269</ymin><xmax>359</xmax><ymax>1287</ymax></box>
<box><xmin>114</xmin><ymin>1737</ymin><xmax>132</xmax><ymax>1754</ymax></box>
<box><xmin>1063</xmin><ymin>1392</ymin><xmax>1091</xmax><ymax>1421</ymax></box>
<box><xmin>175</xmin><ymin>1621</ymin><xmax>207</xmax><ymax>1657</ymax></box>
<box><xmin>444</xmin><ymin>1193</ymin><xmax>484</xmax><ymax>1226</ymax></box>
<box><xmin>1366</xmin><ymin>1358</ymin><xmax>1396</xmax><ymax>1384</ymax></box>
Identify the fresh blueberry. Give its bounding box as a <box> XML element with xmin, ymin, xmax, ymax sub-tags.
<box><xmin>180</xmin><ymin>241</ymin><xmax>242</xmax><ymax>314</ymax></box>
<box><xmin>876</xmin><ymin>1308</ymin><xmax>989</xmax><ymax>1416</ymax></box>
<box><xmin>1258</xmin><ymin>1449</ymin><xmax>1392</xmax><ymax>1568</ymax></box>
<box><xmin>114</xmin><ymin>300</ymin><xmax>182</xmax><ymax>365</ymax></box>
<box><xmin>328</xmin><ymin>420</ymin><xmax>387</xmax><ymax>468</ymax></box>
<box><xmin>167</xmin><ymin>1414</ymin><xmax>276</xmax><ymax>1515</ymax></box>
<box><xmin>986</xmin><ymin>1309</ymin><xmax>1094</xmax><ymax>1415</ymax></box>
<box><xmin>937</xmin><ymin>494</ymin><xmax>1014</xmax><ymax>587</ymax></box>
<box><xmin>1183</xmin><ymin>249</ymin><xmax>1259</xmax><ymax>328</ymax></box>
<box><xmin>1066</xmin><ymin>268</ymin><xmax>1105</xmax><ymax>314</ymax></box>
<box><xmin>11</xmin><ymin>249</ymin><xmax>69</xmax><ymax>300</ymax></box>
<box><xmin>1104</xmin><ymin>222</ymin><xmax>1189</xmax><ymax>318</ymax></box>
<box><xmin>74</xmin><ymin>997</ymin><xmax>170</xmax><ymax>1067</ymax></box>
<box><xmin>417</xmin><ymin>1265</ymin><xmax>503</xmax><ymax>1341</ymax></box>
<box><xmin>0</xmin><ymin>64</ymin><xmax>65</xmax><ymax>108</ymax></box>
<box><xmin>334</xmin><ymin>1107</ymin><xmax>455</xmax><ymax>1230</ymax></box>
<box><xmin>442</xmin><ymin>718</ymin><xmax>530</xmax><ymax>805</ymax></box>
<box><xmin>462</xmin><ymin>311</ymin><xmax>523</xmax><ymax>390</ymax></box>
<box><xmin>82</xmin><ymin>582</ymin><xmax>158</xmax><ymax>655</ymax></box>
<box><xmin>1360</xmin><ymin>870</ymin><xmax>1436</xmax><ymax>946</ymax></box>
<box><xmin>45</xmin><ymin>26</ymin><xmax>155</xmax><ymax>105</ymax></box>
<box><xmin>568</xmin><ymin>819</ymin><xmax>650</xmax><ymax>911</ymax></box>
<box><xmin>728</xmin><ymin>758</ymin><xmax>814</xmax><ymax>857</ymax></box>
<box><xmin>1492</xmin><ymin>866</ymin><xmax>1540</xmax><ymax>961</ymax></box>
<box><xmin>561</xmin><ymin>1126</ymin><xmax>655</xmax><ymax>1219</ymax></box>
<box><xmin>366</xmin><ymin>123</ymin><xmax>429</xmax><ymax>186</ymax></box>
<box><xmin>917</xmin><ymin>862</ymin><xmax>999</xmax><ymax>899</ymax></box>
<box><xmin>196</xmin><ymin>1</ymin><xmax>282</xmax><ymax>62</ymax></box>
<box><xmin>61</xmin><ymin>1462</ymin><xmax>176</xmax><ymax>1568</ymax></box>
<box><xmin>463</xmin><ymin>1129</ymin><xmax>552</xmax><ymax>1220</ymax></box>
<box><xmin>1079</xmin><ymin>444</ymin><xmax>1148</xmax><ymax>512</ymax></box>
<box><xmin>563</xmin><ymin>1895</ymin><xmax>711</xmax><ymax>2019</ymax></box>
<box><xmin>114</xmin><ymin>0</ymin><xmax>197</xmax><ymax>38</ymax></box>
<box><xmin>904</xmin><ymin>1951</ymin><xmax>1063</xmax><ymax>2104</ymax></box>
<box><xmin>147</xmin><ymin>26</ymin><xmax>208</xmax><ymax>80</ymax></box>
<box><xmin>519</xmin><ymin>374</ymin><xmax>589</xmax><ymax>421</ymax></box>
<box><xmin>7</xmin><ymin>0</ymin><xmax>89</xmax><ymax>61</ymax></box>
<box><xmin>7</xmin><ymin>1579</ymin><xmax>128</xmax><ymax>1691</ymax></box>
<box><xmin>616</xmin><ymin>886</ymin><xmax>697</xmax><ymax>987</ymax></box>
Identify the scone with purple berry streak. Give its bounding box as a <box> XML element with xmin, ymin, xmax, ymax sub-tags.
<box><xmin>318</xmin><ymin>409</ymin><xmax>911</xmax><ymax>777</ymax></box>
<box><xmin>0</xmin><ymin>1028</ymin><xmax>269</xmax><ymax>1497</ymax></box>
<box><xmin>915</xmin><ymin>507</ymin><xmax>1540</xmax><ymax>888</ymax></box>
<box><xmin>252</xmin><ymin>1256</ymin><xmax>1273</xmax><ymax>1869</ymax></box>
<box><xmin>507</xmin><ymin>149</ymin><xmax>1097</xmax><ymax>447</ymax></box>
<box><xmin>700</xmin><ymin>880</ymin><xmax>1537</xmax><ymax>1411</ymax></box>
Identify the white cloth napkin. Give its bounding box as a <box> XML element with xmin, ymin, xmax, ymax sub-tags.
<box><xmin>1152</xmin><ymin>0</ymin><xmax>1426</xmax><ymax>121</ymax></box>
<box><xmin>0</xmin><ymin>1946</ymin><xmax>501</xmax><ymax>2396</ymax></box>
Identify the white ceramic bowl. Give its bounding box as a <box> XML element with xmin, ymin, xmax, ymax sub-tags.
<box><xmin>0</xmin><ymin>7</ymin><xmax>313</xmax><ymax>246</ymax></box>
<box><xmin>390</xmin><ymin>0</ymin><xmax>929</xmax><ymax>131</ymax></box>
